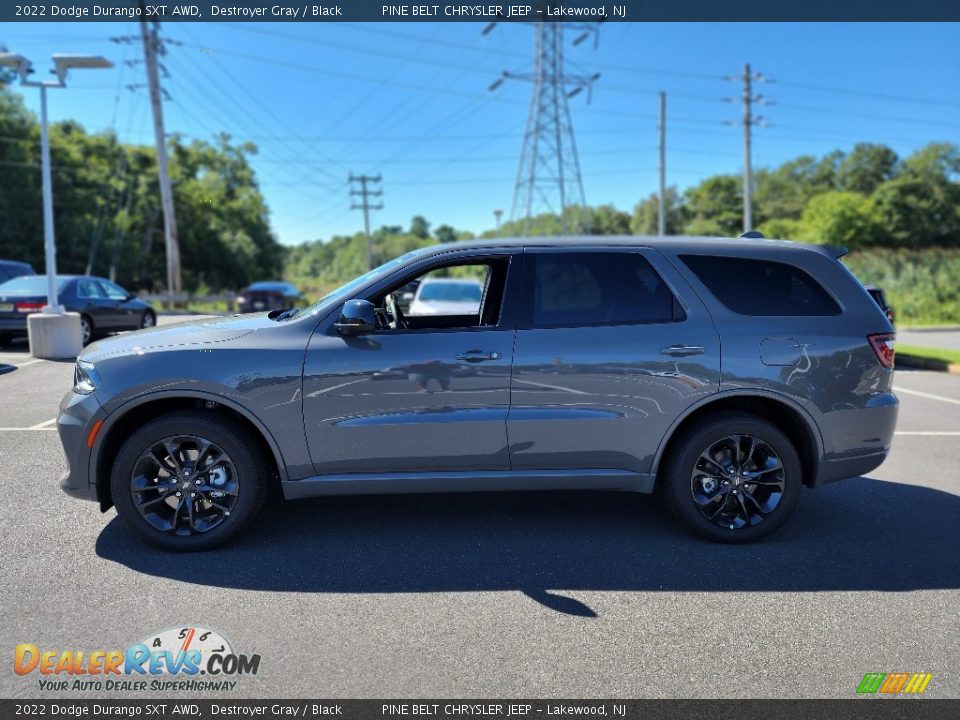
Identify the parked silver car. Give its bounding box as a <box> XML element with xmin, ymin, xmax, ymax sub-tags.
<box><xmin>57</xmin><ymin>236</ymin><xmax>898</xmax><ymax>550</ymax></box>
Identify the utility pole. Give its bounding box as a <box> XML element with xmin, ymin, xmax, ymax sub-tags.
<box><xmin>487</xmin><ymin>21</ymin><xmax>600</xmax><ymax>236</ymax></box>
<box><xmin>140</xmin><ymin>4</ymin><xmax>181</xmax><ymax>294</ymax></box>
<box><xmin>349</xmin><ymin>174</ymin><xmax>383</xmax><ymax>270</ymax></box>
<box><xmin>657</xmin><ymin>91</ymin><xmax>666</xmax><ymax>236</ymax></box>
<box><xmin>493</xmin><ymin>209</ymin><xmax>503</xmax><ymax>236</ymax></box>
<box><xmin>724</xmin><ymin>64</ymin><xmax>772</xmax><ymax>234</ymax></box>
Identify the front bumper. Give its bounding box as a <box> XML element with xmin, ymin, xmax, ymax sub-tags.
<box><xmin>57</xmin><ymin>389</ymin><xmax>103</xmax><ymax>503</ymax></box>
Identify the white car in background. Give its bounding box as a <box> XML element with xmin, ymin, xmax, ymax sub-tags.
<box><xmin>407</xmin><ymin>277</ymin><xmax>483</xmax><ymax>316</ymax></box>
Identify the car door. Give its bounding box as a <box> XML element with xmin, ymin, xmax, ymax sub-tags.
<box><xmin>74</xmin><ymin>279</ymin><xmax>115</xmax><ymax>330</ymax></box>
<box><xmin>507</xmin><ymin>246</ymin><xmax>721</xmax><ymax>476</ymax></box>
<box><xmin>301</xmin><ymin>249</ymin><xmax>521</xmax><ymax>476</ymax></box>
<box><xmin>97</xmin><ymin>280</ymin><xmax>137</xmax><ymax>330</ymax></box>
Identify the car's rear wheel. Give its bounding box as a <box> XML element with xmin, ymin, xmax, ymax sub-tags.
<box><xmin>661</xmin><ymin>412</ymin><xmax>801</xmax><ymax>543</ymax></box>
<box><xmin>80</xmin><ymin>315</ymin><xmax>93</xmax><ymax>345</ymax></box>
<box><xmin>141</xmin><ymin>311</ymin><xmax>156</xmax><ymax>329</ymax></box>
<box><xmin>110</xmin><ymin>411</ymin><xmax>269</xmax><ymax>551</ymax></box>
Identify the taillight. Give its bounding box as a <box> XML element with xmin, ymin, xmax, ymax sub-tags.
<box><xmin>868</xmin><ymin>333</ymin><xmax>896</xmax><ymax>369</ymax></box>
<box><xmin>15</xmin><ymin>302</ymin><xmax>44</xmax><ymax>313</ymax></box>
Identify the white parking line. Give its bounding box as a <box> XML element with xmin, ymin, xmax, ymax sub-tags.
<box><xmin>4</xmin><ymin>358</ymin><xmax>44</xmax><ymax>368</ymax></box>
<box><xmin>28</xmin><ymin>418</ymin><xmax>57</xmax><ymax>429</ymax></box>
<box><xmin>894</xmin><ymin>387</ymin><xmax>960</xmax><ymax>406</ymax></box>
<box><xmin>0</xmin><ymin>427</ymin><xmax>57</xmax><ymax>432</ymax></box>
<box><xmin>894</xmin><ymin>431</ymin><xmax>960</xmax><ymax>436</ymax></box>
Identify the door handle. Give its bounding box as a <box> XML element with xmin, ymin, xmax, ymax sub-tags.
<box><xmin>660</xmin><ymin>344</ymin><xmax>705</xmax><ymax>357</ymax></box>
<box><xmin>456</xmin><ymin>351</ymin><xmax>502</xmax><ymax>362</ymax></box>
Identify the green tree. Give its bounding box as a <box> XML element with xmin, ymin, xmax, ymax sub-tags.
<box><xmin>433</xmin><ymin>224</ymin><xmax>458</xmax><ymax>243</ymax></box>
<box><xmin>682</xmin><ymin>175</ymin><xmax>742</xmax><ymax>236</ymax></box>
<box><xmin>588</xmin><ymin>204</ymin><xmax>631</xmax><ymax>235</ymax></box>
<box><xmin>630</xmin><ymin>188</ymin><xmax>684</xmax><ymax>235</ymax></box>
<box><xmin>837</xmin><ymin>143</ymin><xmax>899</xmax><ymax>195</ymax></box>
<box><xmin>796</xmin><ymin>191</ymin><xmax>879</xmax><ymax>248</ymax></box>
<box><xmin>409</xmin><ymin>215</ymin><xmax>430</xmax><ymax>239</ymax></box>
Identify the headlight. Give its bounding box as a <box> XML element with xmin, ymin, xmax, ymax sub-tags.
<box><xmin>73</xmin><ymin>360</ymin><xmax>101</xmax><ymax>395</ymax></box>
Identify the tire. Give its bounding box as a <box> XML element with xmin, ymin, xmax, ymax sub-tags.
<box><xmin>661</xmin><ymin>411</ymin><xmax>801</xmax><ymax>543</ymax></box>
<box><xmin>80</xmin><ymin>315</ymin><xmax>93</xmax><ymax>345</ymax></box>
<box><xmin>0</xmin><ymin>334</ymin><xmax>11</xmax><ymax>349</ymax></box>
<box><xmin>110</xmin><ymin>410</ymin><xmax>269</xmax><ymax>551</ymax></box>
<box><xmin>141</xmin><ymin>310</ymin><xmax>156</xmax><ymax>329</ymax></box>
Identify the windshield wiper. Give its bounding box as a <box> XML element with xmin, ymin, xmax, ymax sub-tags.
<box><xmin>273</xmin><ymin>308</ymin><xmax>300</xmax><ymax>321</ymax></box>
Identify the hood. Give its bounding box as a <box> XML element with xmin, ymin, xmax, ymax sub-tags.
<box><xmin>80</xmin><ymin>313</ymin><xmax>274</xmax><ymax>362</ymax></box>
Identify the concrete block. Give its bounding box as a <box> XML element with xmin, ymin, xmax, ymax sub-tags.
<box><xmin>28</xmin><ymin>311</ymin><xmax>83</xmax><ymax>360</ymax></box>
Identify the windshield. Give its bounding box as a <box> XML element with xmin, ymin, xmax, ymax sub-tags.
<box><xmin>418</xmin><ymin>281</ymin><xmax>483</xmax><ymax>302</ymax></box>
<box><xmin>0</xmin><ymin>276</ymin><xmax>68</xmax><ymax>295</ymax></box>
<box><xmin>290</xmin><ymin>249</ymin><xmax>427</xmax><ymax>320</ymax></box>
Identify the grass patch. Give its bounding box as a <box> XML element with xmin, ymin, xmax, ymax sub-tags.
<box><xmin>897</xmin><ymin>344</ymin><xmax>960</xmax><ymax>365</ymax></box>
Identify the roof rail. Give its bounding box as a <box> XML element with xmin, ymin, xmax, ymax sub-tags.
<box><xmin>739</xmin><ymin>230</ymin><xmax>764</xmax><ymax>239</ymax></box>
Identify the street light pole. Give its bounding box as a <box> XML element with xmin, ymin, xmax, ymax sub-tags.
<box><xmin>38</xmin><ymin>84</ymin><xmax>62</xmax><ymax>313</ymax></box>
<box><xmin>0</xmin><ymin>52</ymin><xmax>112</xmax><ymax>358</ymax></box>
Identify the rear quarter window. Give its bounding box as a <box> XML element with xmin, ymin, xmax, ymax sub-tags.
<box><xmin>679</xmin><ymin>254</ymin><xmax>841</xmax><ymax>316</ymax></box>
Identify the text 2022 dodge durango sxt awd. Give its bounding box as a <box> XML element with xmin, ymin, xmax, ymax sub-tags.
<box><xmin>57</xmin><ymin>236</ymin><xmax>898</xmax><ymax>550</ymax></box>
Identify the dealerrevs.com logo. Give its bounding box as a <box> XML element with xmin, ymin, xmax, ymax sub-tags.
<box><xmin>14</xmin><ymin>626</ymin><xmax>260</xmax><ymax>693</ymax></box>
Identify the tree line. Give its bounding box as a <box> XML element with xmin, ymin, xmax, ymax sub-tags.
<box><xmin>0</xmin><ymin>86</ymin><xmax>284</xmax><ymax>292</ymax></box>
<box><xmin>2</xmin><ymin>81</ymin><xmax>958</xmax><ymax>298</ymax></box>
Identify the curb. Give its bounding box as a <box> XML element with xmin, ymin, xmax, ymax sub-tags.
<box><xmin>896</xmin><ymin>354</ymin><xmax>960</xmax><ymax>374</ymax></box>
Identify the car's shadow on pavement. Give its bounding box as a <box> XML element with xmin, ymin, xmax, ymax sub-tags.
<box><xmin>96</xmin><ymin>477</ymin><xmax>960</xmax><ymax>615</ymax></box>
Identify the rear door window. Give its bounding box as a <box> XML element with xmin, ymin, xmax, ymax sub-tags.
<box><xmin>679</xmin><ymin>255</ymin><xmax>841</xmax><ymax>316</ymax></box>
<box><xmin>77</xmin><ymin>280</ymin><xmax>105</xmax><ymax>299</ymax></box>
<box><xmin>522</xmin><ymin>251</ymin><xmax>681</xmax><ymax>328</ymax></box>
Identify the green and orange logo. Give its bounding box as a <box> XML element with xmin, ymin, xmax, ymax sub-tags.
<box><xmin>857</xmin><ymin>672</ymin><xmax>933</xmax><ymax>695</ymax></box>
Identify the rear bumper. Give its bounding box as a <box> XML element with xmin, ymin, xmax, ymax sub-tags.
<box><xmin>0</xmin><ymin>317</ymin><xmax>28</xmax><ymax>335</ymax></box>
<box><xmin>813</xmin><ymin>394</ymin><xmax>898</xmax><ymax>486</ymax></box>
<box><xmin>814</xmin><ymin>448</ymin><xmax>890</xmax><ymax>486</ymax></box>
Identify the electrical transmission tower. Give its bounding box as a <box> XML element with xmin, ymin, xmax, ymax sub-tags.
<box><xmin>724</xmin><ymin>63</ymin><xmax>773</xmax><ymax>233</ymax></box>
<box><xmin>488</xmin><ymin>21</ymin><xmax>600</xmax><ymax>236</ymax></box>
<box><xmin>349</xmin><ymin>174</ymin><xmax>383</xmax><ymax>271</ymax></box>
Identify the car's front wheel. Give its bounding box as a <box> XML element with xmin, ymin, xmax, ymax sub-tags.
<box><xmin>110</xmin><ymin>410</ymin><xmax>269</xmax><ymax>551</ymax></box>
<box><xmin>661</xmin><ymin>412</ymin><xmax>801</xmax><ymax>543</ymax></box>
<box><xmin>141</xmin><ymin>310</ymin><xmax>156</xmax><ymax>329</ymax></box>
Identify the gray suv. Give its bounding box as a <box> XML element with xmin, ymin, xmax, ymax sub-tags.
<box><xmin>57</xmin><ymin>236</ymin><xmax>898</xmax><ymax>550</ymax></box>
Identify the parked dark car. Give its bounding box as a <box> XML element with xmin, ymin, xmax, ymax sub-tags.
<box><xmin>0</xmin><ymin>259</ymin><xmax>35</xmax><ymax>283</ymax></box>
<box><xmin>57</xmin><ymin>236</ymin><xmax>897</xmax><ymax>551</ymax></box>
<box><xmin>237</xmin><ymin>281</ymin><xmax>303</xmax><ymax>313</ymax></box>
<box><xmin>865</xmin><ymin>284</ymin><xmax>895</xmax><ymax>325</ymax></box>
<box><xmin>0</xmin><ymin>275</ymin><xmax>155</xmax><ymax>347</ymax></box>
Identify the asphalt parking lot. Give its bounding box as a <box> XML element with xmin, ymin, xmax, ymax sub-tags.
<box><xmin>0</xmin><ymin>321</ymin><xmax>958</xmax><ymax>699</ymax></box>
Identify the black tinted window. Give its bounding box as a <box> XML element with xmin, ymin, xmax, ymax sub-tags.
<box><xmin>680</xmin><ymin>255</ymin><xmax>841</xmax><ymax>316</ymax></box>
<box><xmin>524</xmin><ymin>252</ymin><xmax>678</xmax><ymax>328</ymax></box>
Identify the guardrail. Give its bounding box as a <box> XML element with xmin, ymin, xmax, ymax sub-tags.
<box><xmin>140</xmin><ymin>292</ymin><xmax>237</xmax><ymax>313</ymax></box>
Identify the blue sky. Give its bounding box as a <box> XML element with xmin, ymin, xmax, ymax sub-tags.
<box><xmin>3</xmin><ymin>21</ymin><xmax>959</xmax><ymax>245</ymax></box>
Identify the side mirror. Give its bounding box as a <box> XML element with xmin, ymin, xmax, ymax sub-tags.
<box><xmin>334</xmin><ymin>299</ymin><xmax>376</xmax><ymax>335</ymax></box>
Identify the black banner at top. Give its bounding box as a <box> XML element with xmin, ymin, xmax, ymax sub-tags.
<box><xmin>3</xmin><ymin>0</ymin><xmax>959</xmax><ymax>22</ymax></box>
